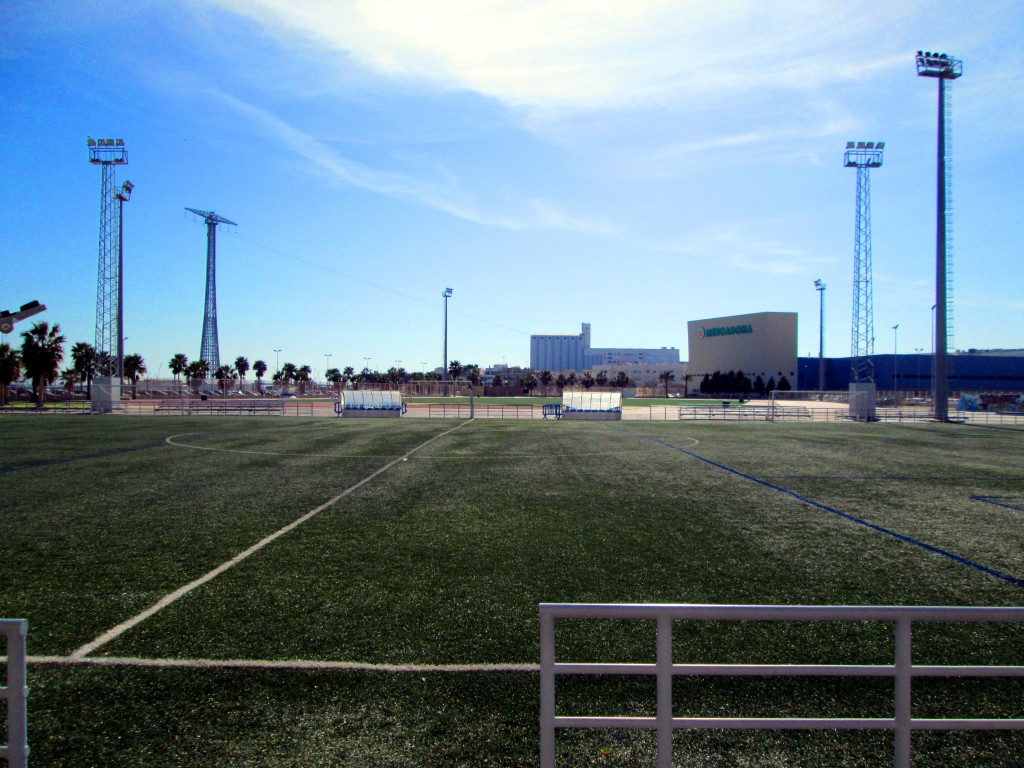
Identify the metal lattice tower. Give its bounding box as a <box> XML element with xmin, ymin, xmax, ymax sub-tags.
<box><xmin>187</xmin><ymin>208</ymin><xmax>237</xmax><ymax>370</ymax></box>
<box><xmin>916</xmin><ymin>51</ymin><xmax>962</xmax><ymax>422</ymax></box>
<box><xmin>88</xmin><ymin>138</ymin><xmax>127</xmax><ymax>375</ymax></box>
<box><xmin>844</xmin><ymin>141</ymin><xmax>884</xmax><ymax>384</ymax></box>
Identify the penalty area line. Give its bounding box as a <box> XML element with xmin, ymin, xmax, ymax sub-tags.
<box><xmin>70</xmin><ymin>420</ymin><xmax>473</xmax><ymax>660</ymax></box>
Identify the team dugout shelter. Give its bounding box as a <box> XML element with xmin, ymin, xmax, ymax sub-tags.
<box><xmin>687</xmin><ymin>312</ymin><xmax>798</xmax><ymax>389</ymax></box>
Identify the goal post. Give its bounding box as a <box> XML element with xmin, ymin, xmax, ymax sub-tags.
<box><xmin>768</xmin><ymin>389</ymin><xmax>867</xmax><ymax>421</ymax></box>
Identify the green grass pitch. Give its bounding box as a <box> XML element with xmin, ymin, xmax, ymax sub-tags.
<box><xmin>1</xmin><ymin>416</ymin><xmax>1022</xmax><ymax>766</ymax></box>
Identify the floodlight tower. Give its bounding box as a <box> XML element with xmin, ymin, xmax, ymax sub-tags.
<box><xmin>916</xmin><ymin>50</ymin><xmax>962</xmax><ymax>422</ymax></box>
<box><xmin>814</xmin><ymin>279</ymin><xmax>826</xmax><ymax>391</ymax></box>
<box><xmin>187</xmin><ymin>208</ymin><xmax>237</xmax><ymax>370</ymax></box>
<box><xmin>88</xmin><ymin>137</ymin><xmax>127</xmax><ymax>375</ymax></box>
<box><xmin>844</xmin><ymin>141</ymin><xmax>884</xmax><ymax>385</ymax></box>
<box><xmin>114</xmin><ymin>181</ymin><xmax>134</xmax><ymax>383</ymax></box>
<box><xmin>442</xmin><ymin>287</ymin><xmax>453</xmax><ymax>385</ymax></box>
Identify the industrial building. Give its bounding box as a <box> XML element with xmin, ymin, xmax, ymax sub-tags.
<box><xmin>530</xmin><ymin>323</ymin><xmax>679</xmax><ymax>373</ymax></box>
<box><xmin>797</xmin><ymin>350</ymin><xmax>1024</xmax><ymax>392</ymax></box>
<box><xmin>686</xmin><ymin>312</ymin><xmax>798</xmax><ymax>385</ymax></box>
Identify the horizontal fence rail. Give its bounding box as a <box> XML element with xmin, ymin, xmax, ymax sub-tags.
<box><xmin>1</xmin><ymin>619</ymin><xmax>29</xmax><ymax>768</ymax></box>
<box><xmin>539</xmin><ymin>604</ymin><xmax>1024</xmax><ymax>768</ymax></box>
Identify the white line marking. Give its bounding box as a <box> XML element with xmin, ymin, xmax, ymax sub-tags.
<box><xmin>71</xmin><ymin>420</ymin><xmax>472</xmax><ymax>659</ymax></box>
<box><xmin>165</xmin><ymin>432</ymin><xmax>684</xmax><ymax>459</ymax></box>
<box><xmin>28</xmin><ymin>655</ymin><xmax>537</xmax><ymax>673</ymax></box>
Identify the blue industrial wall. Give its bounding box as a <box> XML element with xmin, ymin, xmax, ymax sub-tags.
<box><xmin>798</xmin><ymin>354</ymin><xmax>1024</xmax><ymax>392</ymax></box>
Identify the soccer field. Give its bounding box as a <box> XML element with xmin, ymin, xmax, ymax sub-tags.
<box><xmin>2</xmin><ymin>416</ymin><xmax>1022</xmax><ymax>766</ymax></box>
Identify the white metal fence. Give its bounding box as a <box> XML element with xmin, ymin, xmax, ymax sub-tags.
<box><xmin>1</xmin><ymin>619</ymin><xmax>29</xmax><ymax>768</ymax></box>
<box><xmin>539</xmin><ymin>603</ymin><xmax>1024</xmax><ymax>768</ymax></box>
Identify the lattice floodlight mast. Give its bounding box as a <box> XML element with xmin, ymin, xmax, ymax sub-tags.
<box><xmin>844</xmin><ymin>140</ymin><xmax>884</xmax><ymax>384</ymax></box>
<box><xmin>187</xmin><ymin>208</ymin><xmax>237</xmax><ymax>371</ymax></box>
<box><xmin>916</xmin><ymin>51</ymin><xmax>962</xmax><ymax>423</ymax></box>
<box><xmin>88</xmin><ymin>138</ymin><xmax>127</xmax><ymax>375</ymax></box>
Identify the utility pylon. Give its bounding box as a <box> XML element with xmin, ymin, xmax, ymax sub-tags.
<box><xmin>844</xmin><ymin>141</ymin><xmax>884</xmax><ymax>384</ymax></box>
<box><xmin>88</xmin><ymin>137</ymin><xmax>127</xmax><ymax>375</ymax></box>
<box><xmin>186</xmin><ymin>208</ymin><xmax>237</xmax><ymax>370</ymax></box>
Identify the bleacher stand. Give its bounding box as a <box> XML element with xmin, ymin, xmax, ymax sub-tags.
<box><xmin>560</xmin><ymin>390</ymin><xmax>622</xmax><ymax>421</ymax></box>
<box><xmin>334</xmin><ymin>390</ymin><xmax>404</xmax><ymax>418</ymax></box>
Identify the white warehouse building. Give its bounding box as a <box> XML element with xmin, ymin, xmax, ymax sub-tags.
<box><xmin>530</xmin><ymin>323</ymin><xmax>680</xmax><ymax>373</ymax></box>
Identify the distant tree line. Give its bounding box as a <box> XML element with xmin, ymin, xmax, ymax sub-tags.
<box><xmin>698</xmin><ymin>370</ymin><xmax>791</xmax><ymax>396</ymax></box>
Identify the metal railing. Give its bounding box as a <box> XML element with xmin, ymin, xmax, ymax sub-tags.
<box><xmin>422</xmin><ymin>403</ymin><xmax>538</xmax><ymax>419</ymax></box>
<box><xmin>1</xmin><ymin>619</ymin><xmax>29</xmax><ymax>768</ymax></box>
<box><xmin>539</xmin><ymin>603</ymin><xmax>1024</xmax><ymax>768</ymax></box>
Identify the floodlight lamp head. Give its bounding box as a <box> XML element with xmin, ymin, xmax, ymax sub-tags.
<box><xmin>814</xmin><ymin>279</ymin><xmax>825</xmax><ymax>291</ymax></box>
<box><xmin>916</xmin><ymin>50</ymin><xmax>962</xmax><ymax>78</ymax></box>
<box><xmin>443</xmin><ymin>288</ymin><xmax>453</xmax><ymax>298</ymax></box>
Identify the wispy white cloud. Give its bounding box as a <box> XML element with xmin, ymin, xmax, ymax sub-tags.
<box><xmin>208</xmin><ymin>0</ymin><xmax>921</xmax><ymax>111</ymax></box>
<box><xmin>211</xmin><ymin>89</ymin><xmax>613</xmax><ymax>232</ymax></box>
<box><xmin>638</xmin><ymin>228</ymin><xmax>820</xmax><ymax>275</ymax></box>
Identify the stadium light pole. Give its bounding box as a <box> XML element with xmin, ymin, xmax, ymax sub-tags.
<box><xmin>892</xmin><ymin>324</ymin><xmax>899</xmax><ymax>402</ymax></box>
<box><xmin>114</xmin><ymin>180</ymin><xmax>134</xmax><ymax>384</ymax></box>
<box><xmin>814</xmin><ymin>279</ymin><xmax>826</xmax><ymax>391</ymax></box>
<box><xmin>917</xmin><ymin>50</ymin><xmax>962</xmax><ymax>421</ymax></box>
<box><xmin>442</xmin><ymin>287</ymin><xmax>453</xmax><ymax>393</ymax></box>
<box><xmin>324</xmin><ymin>353</ymin><xmax>332</xmax><ymax>385</ymax></box>
<box><xmin>274</xmin><ymin>349</ymin><xmax>281</xmax><ymax>372</ymax></box>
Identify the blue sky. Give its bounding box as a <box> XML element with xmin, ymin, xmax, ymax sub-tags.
<box><xmin>2</xmin><ymin>1</ymin><xmax>1022</xmax><ymax>378</ymax></box>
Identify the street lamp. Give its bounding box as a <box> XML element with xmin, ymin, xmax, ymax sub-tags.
<box><xmin>814</xmin><ymin>279</ymin><xmax>826</xmax><ymax>391</ymax></box>
<box><xmin>442</xmin><ymin>288</ymin><xmax>453</xmax><ymax>392</ymax></box>
<box><xmin>273</xmin><ymin>349</ymin><xmax>281</xmax><ymax>372</ymax></box>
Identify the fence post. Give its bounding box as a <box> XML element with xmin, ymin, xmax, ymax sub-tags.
<box><xmin>894</xmin><ymin>614</ymin><xmax>912</xmax><ymax>768</ymax></box>
<box><xmin>657</xmin><ymin>614</ymin><xmax>673</xmax><ymax>768</ymax></box>
<box><xmin>539</xmin><ymin>609</ymin><xmax>556</xmax><ymax>768</ymax></box>
<box><xmin>5</xmin><ymin>620</ymin><xmax>29</xmax><ymax>768</ymax></box>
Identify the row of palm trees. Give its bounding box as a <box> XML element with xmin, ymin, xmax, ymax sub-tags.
<box><xmin>0</xmin><ymin>321</ymin><xmax>687</xmax><ymax>407</ymax></box>
<box><xmin>1</xmin><ymin>322</ymin><xmax>71</xmax><ymax>406</ymax></box>
<box><xmin>0</xmin><ymin>322</ymin><xmax>156</xmax><ymax>406</ymax></box>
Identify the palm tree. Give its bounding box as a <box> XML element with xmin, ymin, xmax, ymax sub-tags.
<box><xmin>72</xmin><ymin>342</ymin><xmax>98</xmax><ymax>397</ymax></box>
<box><xmin>234</xmin><ymin>356</ymin><xmax>250</xmax><ymax>392</ymax></box>
<box><xmin>447</xmin><ymin>360</ymin><xmax>463</xmax><ymax>382</ymax></box>
<box><xmin>295</xmin><ymin>364</ymin><xmax>312</xmax><ymax>395</ymax></box>
<box><xmin>123</xmin><ymin>353</ymin><xmax>147</xmax><ymax>399</ymax></box>
<box><xmin>59</xmin><ymin>366</ymin><xmax>77</xmax><ymax>395</ymax></box>
<box><xmin>186</xmin><ymin>359</ymin><xmax>211</xmax><ymax>394</ymax></box>
<box><xmin>169</xmin><ymin>353</ymin><xmax>189</xmax><ymax>394</ymax></box>
<box><xmin>464</xmin><ymin>366</ymin><xmax>482</xmax><ymax>389</ymax></box>
<box><xmin>20</xmin><ymin>321</ymin><xmax>66</xmax><ymax>407</ymax></box>
<box><xmin>596</xmin><ymin>370</ymin><xmax>609</xmax><ymax>387</ymax></box>
<box><xmin>582</xmin><ymin>370</ymin><xmax>595</xmax><ymax>390</ymax></box>
<box><xmin>613</xmin><ymin>371</ymin><xmax>631</xmax><ymax>388</ymax></box>
<box><xmin>682</xmin><ymin>372</ymin><xmax>694</xmax><ymax>398</ymax></box>
<box><xmin>555</xmin><ymin>373</ymin><xmax>567</xmax><ymax>390</ymax></box>
<box><xmin>565</xmin><ymin>371</ymin><xmax>578</xmax><ymax>388</ymax></box>
<box><xmin>522</xmin><ymin>373</ymin><xmax>538</xmax><ymax>396</ymax></box>
<box><xmin>342</xmin><ymin>366</ymin><xmax>355</xmax><ymax>386</ymax></box>
<box><xmin>95</xmin><ymin>349</ymin><xmax>115</xmax><ymax>378</ymax></box>
<box><xmin>659</xmin><ymin>370</ymin><xmax>676</xmax><ymax>398</ymax></box>
<box><xmin>492</xmin><ymin>374</ymin><xmax>504</xmax><ymax>388</ymax></box>
<box><xmin>539</xmin><ymin>370</ymin><xmax>553</xmax><ymax>393</ymax></box>
<box><xmin>214</xmin><ymin>364</ymin><xmax>236</xmax><ymax>395</ymax></box>
<box><xmin>325</xmin><ymin>367</ymin><xmax>343</xmax><ymax>393</ymax></box>
<box><xmin>252</xmin><ymin>359</ymin><xmax>267</xmax><ymax>393</ymax></box>
<box><xmin>0</xmin><ymin>343</ymin><xmax>22</xmax><ymax>405</ymax></box>
<box><xmin>280</xmin><ymin>362</ymin><xmax>298</xmax><ymax>393</ymax></box>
